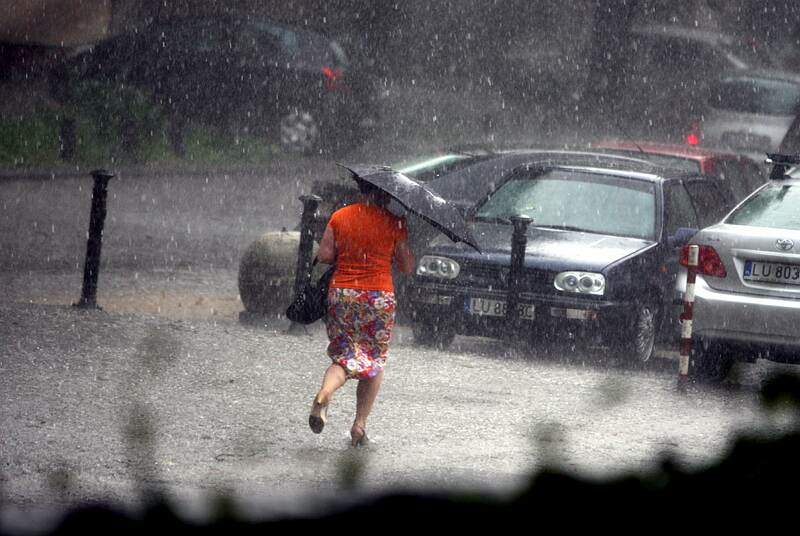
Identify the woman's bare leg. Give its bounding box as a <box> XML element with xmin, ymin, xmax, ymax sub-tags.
<box><xmin>353</xmin><ymin>370</ymin><xmax>384</xmax><ymax>431</ymax></box>
<box><xmin>309</xmin><ymin>364</ymin><xmax>347</xmax><ymax>434</ymax></box>
<box><xmin>316</xmin><ymin>363</ymin><xmax>347</xmax><ymax>404</ymax></box>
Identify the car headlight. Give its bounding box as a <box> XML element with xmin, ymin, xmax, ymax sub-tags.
<box><xmin>554</xmin><ymin>271</ymin><xmax>605</xmax><ymax>296</ymax></box>
<box><xmin>416</xmin><ymin>256</ymin><xmax>460</xmax><ymax>279</ymax></box>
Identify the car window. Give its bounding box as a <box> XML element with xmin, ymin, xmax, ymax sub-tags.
<box><xmin>683</xmin><ymin>180</ymin><xmax>730</xmax><ymax>227</ymax></box>
<box><xmin>726</xmin><ymin>183</ymin><xmax>800</xmax><ymax>230</ymax></box>
<box><xmin>708</xmin><ymin>76</ymin><xmax>800</xmax><ymax>115</ymax></box>
<box><xmin>475</xmin><ymin>169</ymin><xmax>656</xmax><ymax>240</ymax></box>
<box><xmin>237</xmin><ymin>25</ymin><xmax>283</xmax><ymax>62</ymax></box>
<box><xmin>650</xmin><ymin>39</ymin><xmax>723</xmax><ymax>75</ymax></box>
<box><xmin>251</xmin><ymin>20</ymin><xmax>344</xmax><ymax>66</ymax></box>
<box><xmin>663</xmin><ymin>182</ymin><xmax>699</xmax><ymax>235</ymax></box>
<box><xmin>716</xmin><ymin>160</ymin><xmax>766</xmax><ymax>201</ymax></box>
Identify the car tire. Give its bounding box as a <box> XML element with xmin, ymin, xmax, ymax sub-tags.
<box><xmin>279</xmin><ymin>107</ymin><xmax>321</xmax><ymax>155</ymax></box>
<box><xmin>617</xmin><ymin>303</ymin><xmax>658</xmax><ymax>364</ymax></box>
<box><xmin>412</xmin><ymin>322</ymin><xmax>455</xmax><ymax>350</ymax></box>
<box><xmin>689</xmin><ymin>340</ymin><xmax>735</xmax><ymax>383</ymax></box>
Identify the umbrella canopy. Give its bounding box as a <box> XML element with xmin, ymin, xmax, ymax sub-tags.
<box><xmin>338</xmin><ymin>164</ymin><xmax>481</xmax><ymax>253</ymax></box>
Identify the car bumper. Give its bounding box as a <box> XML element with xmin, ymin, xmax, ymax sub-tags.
<box><xmin>692</xmin><ymin>275</ymin><xmax>800</xmax><ymax>360</ymax></box>
<box><xmin>407</xmin><ymin>282</ymin><xmax>628</xmax><ymax>340</ymax></box>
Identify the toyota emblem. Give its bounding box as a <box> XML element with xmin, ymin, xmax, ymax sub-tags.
<box><xmin>776</xmin><ymin>238</ymin><xmax>795</xmax><ymax>251</ymax></box>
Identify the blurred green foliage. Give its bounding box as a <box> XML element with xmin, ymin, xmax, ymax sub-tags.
<box><xmin>0</xmin><ymin>111</ymin><xmax>62</xmax><ymax>167</ymax></box>
<box><xmin>0</xmin><ymin>79</ymin><xmax>278</xmax><ymax>168</ymax></box>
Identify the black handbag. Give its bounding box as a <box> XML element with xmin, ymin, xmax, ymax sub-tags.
<box><xmin>285</xmin><ymin>260</ymin><xmax>335</xmax><ymax>324</ymax></box>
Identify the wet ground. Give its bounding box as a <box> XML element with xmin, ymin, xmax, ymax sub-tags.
<box><xmin>2</xmin><ymin>88</ymin><xmax>798</xmax><ymax>531</ymax></box>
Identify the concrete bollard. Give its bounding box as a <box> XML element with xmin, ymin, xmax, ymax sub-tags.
<box><xmin>505</xmin><ymin>215</ymin><xmax>532</xmax><ymax>337</ymax></box>
<box><xmin>678</xmin><ymin>245</ymin><xmax>699</xmax><ymax>391</ymax></box>
<box><xmin>74</xmin><ymin>169</ymin><xmax>114</xmax><ymax>310</ymax></box>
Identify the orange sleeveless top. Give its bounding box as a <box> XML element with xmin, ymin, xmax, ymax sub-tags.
<box><xmin>327</xmin><ymin>202</ymin><xmax>408</xmax><ymax>293</ymax></box>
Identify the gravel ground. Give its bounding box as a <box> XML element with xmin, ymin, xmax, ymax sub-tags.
<box><xmin>2</xmin><ymin>282</ymin><xmax>791</xmax><ymax>531</ymax></box>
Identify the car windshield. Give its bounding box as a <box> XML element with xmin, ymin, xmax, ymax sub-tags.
<box><xmin>474</xmin><ymin>169</ymin><xmax>657</xmax><ymax>240</ymax></box>
<box><xmin>709</xmin><ymin>76</ymin><xmax>800</xmax><ymax>115</ymax></box>
<box><xmin>726</xmin><ymin>183</ymin><xmax>800</xmax><ymax>230</ymax></box>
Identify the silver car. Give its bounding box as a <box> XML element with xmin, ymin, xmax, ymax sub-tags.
<box><xmin>698</xmin><ymin>69</ymin><xmax>800</xmax><ymax>160</ymax></box>
<box><xmin>677</xmin><ymin>172</ymin><xmax>800</xmax><ymax>380</ymax></box>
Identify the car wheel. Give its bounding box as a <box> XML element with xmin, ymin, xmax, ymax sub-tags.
<box><xmin>618</xmin><ymin>304</ymin><xmax>657</xmax><ymax>364</ymax></box>
<box><xmin>412</xmin><ymin>322</ymin><xmax>455</xmax><ymax>350</ymax></box>
<box><xmin>279</xmin><ymin>107</ymin><xmax>320</xmax><ymax>154</ymax></box>
<box><xmin>689</xmin><ymin>340</ymin><xmax>734</xmax><ymax>383</ymax></box>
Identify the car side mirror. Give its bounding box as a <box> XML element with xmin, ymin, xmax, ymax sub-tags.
<box><xmin>668</xmin><ymin>227</ymin><xmax>698</xmax><ymax>249</ymax></box>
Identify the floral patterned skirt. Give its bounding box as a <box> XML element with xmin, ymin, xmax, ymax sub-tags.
<box><xmin>325</xmin><ymin>288</ymin><xmax>396</xmax><ymax>380</ymax></box>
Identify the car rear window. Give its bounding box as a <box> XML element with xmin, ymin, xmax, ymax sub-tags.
<box><xmin>475</xmin><ymin>169</ymin><xmax>656</xmax><ymax>240</ymax></box>
<box><xmin>726</xmin><ymin>183</ymin><xmax>800</xmax><ymax>230</ymax></box>
<box><xmin>709</xmin><ymin>77</ymin><xmax>800</xmax><ymax>115</ymax></box>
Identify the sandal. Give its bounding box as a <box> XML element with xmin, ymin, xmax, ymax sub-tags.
<box><xmin>309</xmin><ymin>397</ymin><xmax>328</xmax><ymax>434</ymax></box>
<box><xmin>350</xmin><ymin>424</ymin><xmax>368</xmax><ymax>447</ymax></box>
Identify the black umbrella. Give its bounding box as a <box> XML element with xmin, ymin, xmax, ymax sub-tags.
<box><xmin>338</xmin><ymin>164</ymin><xmax>481</xmax><ymax>253</ymax></box>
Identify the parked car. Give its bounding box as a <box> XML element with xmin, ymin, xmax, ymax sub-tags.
<box><xmin>692</xmin><ymin>69</ymin><xmax>800</xmax><ymax>160</ymax></box>
<box><xmin>407</xmin><ymin>152</ymin><xmax>735</xmax><ymax>361</ymax></box>
<box><xmin>606</xmin><ymin>24</ymin><xmax>774</xmax><ymax>141</ymax></box>
<box><xmin>590</xmin><ymin>140</ymin><xmax>767</xmax><ymax>202</ymax></box>
<box><xmin>676</xmin><ymin>154</ymin><xmax>800</xmax><ymax>380</ymax></box>
<box><xmin>61</xmin><ymin>15</ymin><xmax>377</xmax><ymax>154</ymax></box>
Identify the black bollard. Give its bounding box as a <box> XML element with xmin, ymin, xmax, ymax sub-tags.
<box><xmin>504</xmin><ymin>215</ymin><xmax>532</xmax><ymax>336</ymax></box>
<box><xmin>74</xmin><ymin>169</ymin><xmax>115</xmax><ymax>309</ymax></box>
<box><xmin>288</xmin><ymin>194</ymin><xmax>322</xmax><ymax>333</ymax></box>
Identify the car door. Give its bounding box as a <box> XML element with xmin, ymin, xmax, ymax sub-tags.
<box><xmin>683</xmin><ymin>177</ymin><xmax>735</xmax><ymax>228</ymax></box>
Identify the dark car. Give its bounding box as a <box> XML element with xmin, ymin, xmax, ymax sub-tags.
<box><xmin>407</xmin><ymin>152</ymin><xmax>735</xmax><ymax>362</ymax></box>
<box><xmin>606</xmin><ymin>24</ymin><xmax>773</xmax><ymax>141</ymax></box>
<box><xmin>62</xmin><ymin>15</ymin><xmax>376</xmax><ymax>154</ymax></box>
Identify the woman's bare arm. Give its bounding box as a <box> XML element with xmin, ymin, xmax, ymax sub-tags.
<box><xmin>393</xmin><ymin>239</ymin><xmax>415</xmax><ymax>274</ymax></box>
<box><xmin>317</xmin><ymin>225</ymin><xmax>336</xmax><ymax>265</ymax></box>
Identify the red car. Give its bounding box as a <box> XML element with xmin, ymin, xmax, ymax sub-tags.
<box><xmin>590</xmin><ymin>140</ymin><xmax>766</xmax><ymax>203</ymax></box>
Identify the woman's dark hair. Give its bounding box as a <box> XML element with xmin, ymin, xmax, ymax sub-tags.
<box><xmin>355</xmin><ymin>178</ymin><xmax>378</xmax><ymax>196</ymax></box>
<box><xmin>354</xmin><ymin>177</ymin><xmax>390</xmax><ymax>206</ymax></box>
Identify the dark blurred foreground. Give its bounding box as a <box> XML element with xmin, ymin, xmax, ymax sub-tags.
<box><xmin>5</xmin><ymin>372</ymin><xmax>799</xmax><ymax>534</ymax></box>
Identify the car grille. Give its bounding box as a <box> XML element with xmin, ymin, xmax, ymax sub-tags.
<box><xmin>457</xmin><ymin>262</ymin><xmax>555</xmax><ymax>294</ymax></box>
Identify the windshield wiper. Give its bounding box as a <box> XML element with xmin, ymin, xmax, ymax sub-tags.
<box><xmin>472</xmin><ymin>215</ymin><xmax>511</xmax><ymax>225</ymax></box>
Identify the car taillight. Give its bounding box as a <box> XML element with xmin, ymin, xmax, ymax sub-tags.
<box><xmin>321</xmin><ymin>66</ymin><xmax>344</xmax><ymax>91</ymax></box>
<box><xmin>686</xmin><ymin>120</ymin><xmax>702</xmax><ymax>146</ymax></box>
<box><xmin>680</xmin><ymin>245</ymin><xmax>727</xmax><ymax>277</ymax></box>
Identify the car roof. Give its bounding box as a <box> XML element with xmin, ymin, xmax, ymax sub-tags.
<box><xmin>591</xmin><ymin>140</ymin><xmax>747</xmax><ymax>161</ymax></box>
<box><xmin>426</xmin><ymin>149</ymin><xmax>687</xmax><ymax>206</ymax></box>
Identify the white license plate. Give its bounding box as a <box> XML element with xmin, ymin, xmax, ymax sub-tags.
<box><xmin>467</xmin><ymin>297</ymin><xmax>534</xmax><ymax>320</ymax></box>
<box><xmin>743</xmin><ymin>260</ymin><xmax>800</xmax><ymax>285</ymax></box>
